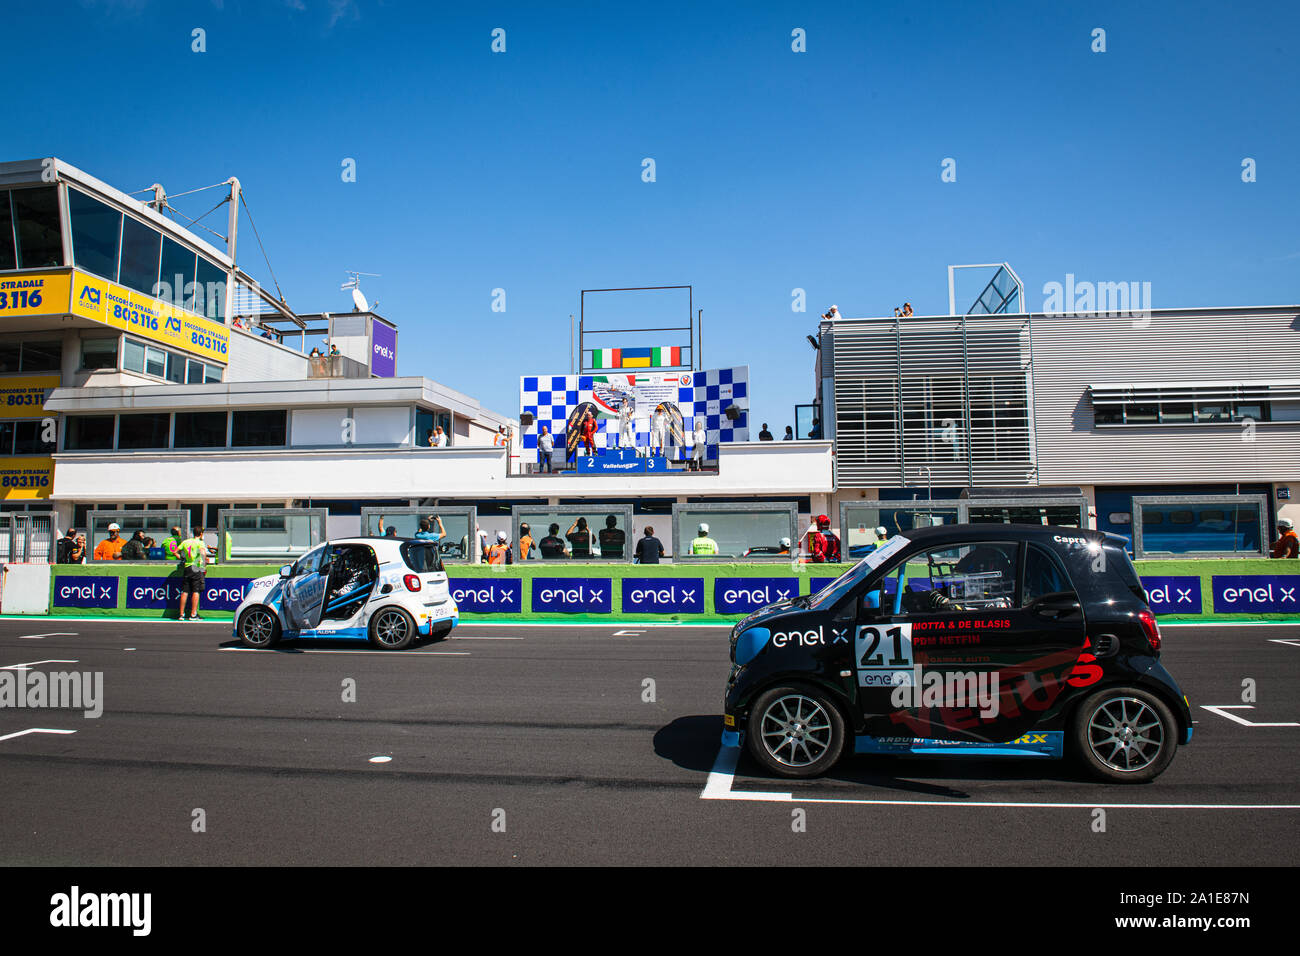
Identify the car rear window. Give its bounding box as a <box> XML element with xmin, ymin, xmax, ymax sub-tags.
<box><xmin>400</xmin><ymin>541</ymin><xmax>443</xmax><ymax>573</ymax></box>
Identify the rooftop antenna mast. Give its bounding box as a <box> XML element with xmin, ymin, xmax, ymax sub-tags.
<box><xmin>341</xmin><ymin>271</ymin><xmax>381</xmax><ymax>312</ymax></box>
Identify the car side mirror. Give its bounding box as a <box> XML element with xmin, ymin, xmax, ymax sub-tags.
<box><xmin>280</xmin><ymin>565</ymin><xmax>292</xmax><ymax>578</ymax></box>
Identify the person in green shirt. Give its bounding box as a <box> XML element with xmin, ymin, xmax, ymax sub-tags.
<box><xmin>178</xmin><ymin>528</ymin><xmax>209</xmax><ymax>621</ymax></box>
<box><xmin>691</xmin><ymin>522</ymin><xmax>719</xmax><ymax>557</ymax></box>
<box><xmin>163</xmin><ymin>526</ymin><xmax>183</xmax><ymax>561</ymax></box>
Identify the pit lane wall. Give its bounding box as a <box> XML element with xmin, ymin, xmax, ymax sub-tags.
<box><xmin>16</xmin><ymin>559</ymin><xmax>1300</xmax><ymax>621</ymax></box>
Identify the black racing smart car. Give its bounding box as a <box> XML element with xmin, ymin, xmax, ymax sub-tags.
<box><xmin>722</xmin><ymin>524</ymin><xmax>1192</xmax><ymax>783</ymax></box>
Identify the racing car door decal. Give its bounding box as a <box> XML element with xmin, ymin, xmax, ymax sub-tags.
<box><xmin>283</xmin><ymin>546</ymin><xmax>330</xmax><ymax>631</ymax></box>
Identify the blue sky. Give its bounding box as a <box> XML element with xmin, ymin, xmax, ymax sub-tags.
<box><xmin>9</xmin><ymin>0</ymin><xmax>1299</xmax><ymax>426</ymax></box>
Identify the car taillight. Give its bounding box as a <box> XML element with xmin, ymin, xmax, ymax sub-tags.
<box><xmin>404</xmin><ymin>574</ymin><xmax>421</xmax><ymax>592</ymax></box>
<box><xmin>1138</xmin><ymin>610</ymin><xmax>1161</xmax><ymax>653</ymax></box>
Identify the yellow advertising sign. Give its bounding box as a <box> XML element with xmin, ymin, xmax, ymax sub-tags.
<box><xmin>70</xmin><ymin>270</ymin><xmax>229</xmax><ymax>365</ymax></box>
<box><xmin>0</xmin><ymin>272</ymin><xmax>71</xmax><ymax>318</ymax></box>
<box><xmin>0</xmin><ymin>456</ymin><xmax>53</xmax><ymax>500</ymax></box>
<box><xmin>0</xmin><ymin>374</ymin><xmax>60</xmax><ymax>419</ymax></box>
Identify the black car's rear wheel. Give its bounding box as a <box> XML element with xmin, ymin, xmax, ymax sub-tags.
<box><xmin>369</xmin><ymin>607</ymin><xmax>415</xmax><ymax>650</ymax></box>
<box><xmin>746</xmin><ymin>684</ymin><xmax>846</xmax><ymax>778</ymax></box>
<box><xmin>237</xmin><ymin>606</ymin><xmax>280</xmax><ymax>649</ymax></box>
<box><xmin>1072</xmin><ymin>687</ymin><xmax>1177</xmax><ymax>783</ymax></box>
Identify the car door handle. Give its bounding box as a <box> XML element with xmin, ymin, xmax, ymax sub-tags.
<box><xmin>1033</xmin><ymin>600</ymin><xmax>1081</xmax><ymax>619</ymax></box>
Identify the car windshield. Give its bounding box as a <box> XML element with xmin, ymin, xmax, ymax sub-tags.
<box><xmin>806</xmin><ymin>534</ymin><xmax>910</xmax><ymax>609</ymax></box>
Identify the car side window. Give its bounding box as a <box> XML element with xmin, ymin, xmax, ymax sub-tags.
<box><xmin>292</xmin><ymin>545</ymin><xmax>325</xmax><ymax>577</ymax></box>
<box><xmin>1022</xmin><ymin>544</ymin><xmax>1072</xmax><ymax>605</ymax></box>
<box><xmin>895</xmin><ymin>542</ymin><xmax>1019</xmax><ymax>617</ymax></box>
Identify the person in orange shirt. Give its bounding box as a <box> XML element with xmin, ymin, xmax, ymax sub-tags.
<box><xmin>485</xmin><ymin>531</ymin><xmax>512</xmax><ymax>565</ymax></box>
<box><xmin>93</xmin><ymin>523</ymin><xmax>126</xmax><ymax>560</ymax></box>
<box><xmin>1270</xmin><ymin>518</ymin><xmax>1298</xmax><ymax>559</ymax></box>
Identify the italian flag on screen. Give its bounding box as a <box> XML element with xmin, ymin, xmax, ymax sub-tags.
<box><xmin>589</xmin><ymin>347</ymin><xmax>681</xmax><ymax>368</ymax></box>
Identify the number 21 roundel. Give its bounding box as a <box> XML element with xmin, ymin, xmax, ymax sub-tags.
<box><xmin>855</xmin><ymin>623</ymin><xmax>914</xmax><ymax>688</ymax></box>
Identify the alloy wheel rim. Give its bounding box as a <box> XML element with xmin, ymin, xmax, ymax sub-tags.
<box><xmin>242</xmin><ymin>609</ymin><xmax>274</xmax><ymax>645</ymax></box>
<box><xmin>1087</xmin><ymin>696</ymin><xmax>1164</xmax><ymax>772</ymax></box>
<box><xmin>759</xmin><ymin>694</ymin><xmax>833</xmax><ymax>767</ymax></box>
<box><xmin>375</xmin><ymin>610</ymin><xmax>409</xmax><ymax>646</ymax></box>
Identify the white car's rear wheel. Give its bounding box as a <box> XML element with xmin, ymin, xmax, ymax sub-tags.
<box><xmin>369</xmin><ymin>607</ymin><xmax>415</xmax><ymax>650</ymax></box>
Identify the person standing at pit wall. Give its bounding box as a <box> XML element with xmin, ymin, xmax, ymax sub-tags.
<box><xmin>691</xmin><ymin>523</ymin><xmax>719</xmax><ymax>557</ymax></box>
<box><xmin>178</xmin><ymin>527</ymin><xmax>209</xmax><ymax>621</ymax></box>
<box><xmin>1271</xmin><ymin>517</ymin><xmax>1299</xmax><ymax>558</ymax></box>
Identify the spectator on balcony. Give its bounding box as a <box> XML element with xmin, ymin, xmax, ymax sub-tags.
<box><xmin>566</xmin><ymin>517</ymin><xmax>593</xmax><ymax>558</ymax></box>
<box><xmin>634</xmin><ymin>526</ymin><xmax>665</xmax><ymax>565</ymax></box>
<box><xmin>808</xmin><ymin>417</ymin><xmax>822</xmax><ymax>439</ymax></box>
<box><xmin>783</xmin><ymin>425</ymin><xmax>794</xmax><ymax>440</ymax></box>
<box><xmin>758</xmin><ymin>423</ymin><xmax>773</xmax><ymax>441</ymax></box>
<box><xmin>518</xmin><ymin>523</ymin><xmax>536</xmax><ymax>561</ymax></box>
<box><xmin>598</xmin><ymin>515</ymin><xmax>625</xmax><ymax>558</ymax></box>
<box><xmin>328</xmin><ymin>342</ymin><xmax>340</xmax><ymax>356</ymax></box>
<box><xmin>93</xmin><ymin>523</ymin><xmax>126</xmax><ymax>561</ymax></box>
<box><xmin>309</xmin><ymin>346</ymin><xmax>322</xmax><ymax>358</ymax></box>
<box><xmin>538</xmin><ymin>426</ymin><xmax>555</xmax><ymax>473</ymax></box>
<box><xmin>433</xmin><ymin>427</ymin><xmax>447</xmax><ymax>447</ymax></box>
<box><xmin>539</xmin><ymin>523</ymin><xmax>567</xmax><ymax>559</ymax></box>
<box><xmin>1271</xmin><ymin>518</ymin><xmax>1298</xmax><ymax>558</ymax></box>
<box><xmin>821</xmin><ymin>304</ymin><xmax>842</xmax><ymax>321</ymax></box>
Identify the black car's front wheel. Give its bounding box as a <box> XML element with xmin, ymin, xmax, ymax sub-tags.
<box><xmin>746</xmin><ymin>684</ymin><xmax>846</xmax><ymax>778</ymax></box>
<box><xmin>1072</xmin><ymin>687</ymin><xmax>1178</xmax><ymax>783</ymax></box>
<box><xmin>237</xmin><ymin>606</ymin><xmax>281</xmax><ymax>649</ymax></box>
<box><xmin>368</xmin><ymin>607</ymin><xmax>415</xmax><ymax>650</ymax></box>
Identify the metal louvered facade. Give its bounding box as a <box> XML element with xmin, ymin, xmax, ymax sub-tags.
<box><xmin>824</xmin><ymin>314</ymin><xmax>1036</xmax><ymax>487</ymax></box>
<box><xmin>821</xmin><ymin>305</ymin><xmax>1300</xmax><ymax>489</ymax></box>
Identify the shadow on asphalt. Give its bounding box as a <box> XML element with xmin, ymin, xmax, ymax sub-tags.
<box><xmin>217</xmin><ymin>635</ymin><xmax>450</xmax><ymax>653</ymax></box>
<box><xmin>652</xmin><ymin>714</ymin><xmax>1089</xmax><ymax>796</ymax></box>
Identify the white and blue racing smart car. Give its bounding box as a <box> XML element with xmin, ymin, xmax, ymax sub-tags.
<box><xmin>233</xmin><ymin>536</ymin><xmax>458</xmax><ymax>650</ymax></box>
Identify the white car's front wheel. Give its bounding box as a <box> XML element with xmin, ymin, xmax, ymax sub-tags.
<box><xmin>237</xmin><ymin>606</ymin><xmax>281</xmax><ymax>649</ymax></box>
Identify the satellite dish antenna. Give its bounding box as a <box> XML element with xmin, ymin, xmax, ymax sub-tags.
<box><xmin>341</xmin><ymin>270</ymin><xmax>380</xmax><ymax>313</ymax></box>
<box><xmin>351</xmin><ymin>287</ymin><xmax>369</xmax><ymax>312</ymax></box>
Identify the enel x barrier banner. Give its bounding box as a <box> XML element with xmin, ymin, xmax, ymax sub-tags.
<box><xmin>448</xmin><ymin>579</ymin><xmax>523</xmax><ymax>613</ymax></box>
<box><xmin>714</xmin><ymin>577</ymin><xmax>800</xmax><ymax>614</ymax></box>
<box><xmin>622</xmin><ymin>577</ymin><xmax>706</xmax><ymax>614</ymax></box>
<box><xmin>1212</xmin><ymin>575</ymin><xmax>1299</xmax><ymax>614</ymax></box>
<box><xmin>1141</xmin><ymin>576</ymin><xmax>1203</xmax><ymax>615</ymax></box>
<box><xmin>125</xmin><ymin>577</ymin><xmax>255</xmax><ymax>612</ymax></box>
<box><xmin>52</xmin><ymin>576</ymin><xmax>119</xmax><ymax>609</ymax></box>
<box><xmin>531</xmin><ymin>578</ymin><xmax>613</xmax><ymax>613</ymax></box>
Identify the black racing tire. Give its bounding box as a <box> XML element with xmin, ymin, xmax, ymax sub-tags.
<box><xmin>368</xmin><ymin>606</ymin><xmax>416</xmax><ymax>650</ymax></box>
<box><xmin>1071</xmin><ymin>686</ymin><xmax>1178</xmax><ymax>784</ymax></box>
<box><xmin>746</xmin><ymin>683</ymin><xmax>847</xmax><ymax>779</ymax></box>
<box><xmin>237</xmin><ymin>606</ymin><xmax>281</xmax><ymax>649</ymax></box>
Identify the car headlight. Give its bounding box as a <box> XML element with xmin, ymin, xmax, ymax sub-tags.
<box><xmin>734</xmin><ymin>627</ymin><xmax>771</xmax><ymax>667</ymax></box>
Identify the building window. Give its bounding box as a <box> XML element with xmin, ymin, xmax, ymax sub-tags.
<box><xmin>81</xmin><ymin>338</ymin><xmax>119</xmax><ymax>371</ymax></box>
<box><xmin>0</xmin><ymin>339</ymin><xmax>61</xmax><ymax>373</ymax></box>
<box><xmin>173</xmin><ymin>411</ymin><xmax>227</xmax><ymax>448</ymax></box>
<box><xmin>65</xmin><ymin>416</ymin><xmax>116</xmax><ymax>450</ymax></box>
<box><xmin>185</xmin><ymin>358</ymin><xmax>222</xmax><ymax>384</ymax></box>
<box><xmin>11</xmin><ymin>419</ymin><xmax>54</xmax><ymax>455</ymax></box>
<box><xmin>10</xmin><ymin>186</ymin><xmax>63</xmax><ymax>269</ymax></box>
<box><xmin>67</xmin><ymin>187</ymin><xmax>122</xmax><ymax>281</ymax></box>
<box><xmin>0</xmin><ymin>191</ymin><xmax>15</xmax><ymax>271</ymax></box>
<box><xmin>195</xmin><ymin>256</ymin><xmax>226</xmax><ymax>321</ymax></box>
<box><xmin>231</xmin><ymin>410</ymin><xmax>287</xmax><ymax>447</ymax></box>
<box><xmin>159</xmin><ymin>237</ymin><xmax>197</xmax><ymax>310</ymax></box>
<box><xmin>117</xmin><ymin>413</ymin><xmax>171</xmax><ymax>450</ymax></box>
<box><xmin>118</xmin><ymin>215</ymin><xmax>162</xmax><ymax>296</ymax></box>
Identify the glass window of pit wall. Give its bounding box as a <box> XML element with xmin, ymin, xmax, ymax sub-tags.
<box><xmin>511</xmin><ymin>506</ymin><xmax>634</xmax><ymax>561</ymax></box>
<box><xmin>217</xmin><ymin>508</ymin><xmax>326</xmax><ymax>562</ymax></box>
<box><xmin>673</xmin><ymin>503</ymin><xmax>797</xmax><ymax>560</ymax></box>
<box><xmin>88</xmin><ymin>509</ymin><xmax>185</xmax><ymax>562</ymax></box>
<box><xmin>1133</xmin><ymin>496</ymin><xmax>1265</xmax><ymax>557</ymax></box>
<box><xmin>359</xmin><ymin>507</ymin><xmax>476</xmax><ymax>563</ymax></box>
<box><xmin>841</xmin><ymin>502</ymin><xmax>961</xmax><ymax>559</ymax></box>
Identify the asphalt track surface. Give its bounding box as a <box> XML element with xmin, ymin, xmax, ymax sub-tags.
<box><xmin>0</xmin><ymin>619</ymin><xmax>1296</xmax><ymax>866</ymax></box>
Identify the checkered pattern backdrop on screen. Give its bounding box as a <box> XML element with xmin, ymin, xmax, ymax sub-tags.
<box><xmin>518</xmin><ymin>366</ymin><xmax>748</xmax><ymax>460</ymax></box>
